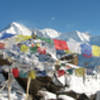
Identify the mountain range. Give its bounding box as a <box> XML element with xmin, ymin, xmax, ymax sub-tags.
<box><xmin>0</xmin><ymin>22</ymin><xmax>100</xmax><ymax>45</ymax></box>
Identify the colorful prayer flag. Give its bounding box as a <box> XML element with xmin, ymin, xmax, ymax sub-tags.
<box><xmin>86</xmin><ymin>68</ymin><xmax>94</xmax><ymax>75</ymax></box>
<box><xmin>53</xmin><ymin>39</ymin><xmax>69</xmax><ymax>50</ymax></box>
<box><xmin>81</xmin><ymin>44</ymin><xmax>92</xmax><ymax>58</ymax></box>
<box><xmin>92</xmin><ymin>45</ymin><xmax>100</xmax><ymax>57</ymax></box>
<box><xmin>19</xmin><ymin>71</ymin><xmax>28</xmax><ymax>78</ymax></box>
<box><xmin>38</xmin><ymin>37</ymin><xmax>53</xmax><ymax>44</ymax></box>
<box><xmin>75</xmin><ymin>68</ymin><xmax>85</xmax><ymax>77</ymax></box>
<box><xmin>30</xmin><ymin>46</ymin><xmax>37</xmax><ymax>54</ymax></box>
<box><xmin>28</xmin><ymin>70</ymin><xmax>36</xmax><ymax>79</ymax></box>
<box><xmin>12</xmin><ymin>68</ymin><xmax>19</xmax><ymax>78</ymax></box>
<box><xmin>21</xmin><ymin>45</ymin><xmax>29</xmax><ymax>53</ymax></box>
<box><xmin>16</xmin><ymin>35</ymin><xmax>32</xmax><ymax>42</ymax></box>
<box><xmin>38</xmin><ymin>47</ymin><xmax>46</xmax><ymax>55</ymax></box>
<box><xmin>57</xmin><ymin>70</ymin><xmax>65</xmax><ymax>77</ymax></box>
<box><xmin>67</xmin><ymin>69</ymin><xmax>73</xmax><ymax>74</ymax></box>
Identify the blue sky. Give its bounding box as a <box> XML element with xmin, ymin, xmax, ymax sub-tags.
<box><xmin>0</xmin><ymin>0</ymin><xmax>100</xmax><ymax>34</ymax></box>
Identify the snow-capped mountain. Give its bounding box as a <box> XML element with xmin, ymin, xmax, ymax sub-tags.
<box><xmin>37</xmin><ymin>28</ymin><xmax>61</xmax><ymax>38</ymax></box>
<box><xmin>33</xmin><ymin>28</ymin><xmax>60</xmax><ymax>39</ymax></box>
<box><xmin>0</xmin><ymin>22</ymin><xmax>60</xmax><ymax>39</ymax></box>
<box><xmin>60</xmin><ymin>31</ymin><xmax>91</xmax><ymax>43</ymax></box>
<box><xmin>0</xmin><ymin>22</ymin><xmax>32</xmax><ymax>36</ymax></box>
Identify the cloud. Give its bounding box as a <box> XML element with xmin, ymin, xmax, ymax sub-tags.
<box><xmin>51</xmin><ymin>17</ymin><xmax>55</xmax><ymax>21</ymax></box>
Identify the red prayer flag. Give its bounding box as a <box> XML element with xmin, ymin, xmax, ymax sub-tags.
<box><xmin>12</xmin><ymin>68</ymin><xmax>19</xmax><ymax>78</ymax></box>
<box><xmin>53</xmin><ymin>39</ymin><xmax>69</xmax><ymax>50</ymax></box>
<box><xmin>38</xmin><ymin>47</ymin><xmax>46</xmax><ymax>55</ymax></box>
<box><xmin>57</xmin><ymin>70</ymin><xmax>65</xmax><ymax>77</ymax></box>
<box><xmin>31</xmin><ymin>43</ymin><xmax>34</xmax><ymax>47</ymax></box>
<box><xmin>0</xmin><ymin>43</ymin><xmax>5</xmax><ymax>49</ymax></box>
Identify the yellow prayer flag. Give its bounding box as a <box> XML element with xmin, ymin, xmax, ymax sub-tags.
<box><xmin>8</xmin><ymin>57</ymin><xmax>12</xmax><ymax>63</ymax></box>
<box><xmin>65</xmin><ymin>50</ymin><xmax>72</xmax><ymax>54</ymax></box>
<box><xmin>36</xmin><ymin>43</ymin><xmax>40</xmax><ymax>47</ymax></box>
<box><xmin>15</xmin><ymin>35</ymin><xmax>32</xmax><ymax>42</ymax></box>
<box><xmin>28</xmin><ymin>70</ymin><xmax>36</xmax><ymax>79</ymax></box>
<box><xmin>75</xmin><ymin>68</ymin><xmax>85</xmax><ymax>77</ymax></box>
<box><xmin>92</xmin><ymin>45</ymin><xmax>100</xmax><ymax>57</ymax></box>
<box><xmin>21</xmin><ymin>45</ymin><xmax>29</xmax><ymax>53</ymax></box>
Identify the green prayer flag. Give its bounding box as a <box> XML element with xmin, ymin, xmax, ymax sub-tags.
<box><xmin>30</xmin><ymin>46</ymin><xmax>37</xmax><ymax>54</ymax></box>
<box><xmin>67</xmin><ymin>69</ymin><xmax>73</xmax><ymax>74</ymax></box>
<box><xmin>38</xmin><ymin>37</ymin><xmax>53</xmax><ymax>44</ymax></box>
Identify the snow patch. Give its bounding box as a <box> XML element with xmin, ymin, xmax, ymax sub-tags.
<box><xmin>76</xmin><ymin>31</ymin><xmax>90</xmax><ymax>42</ymax></box>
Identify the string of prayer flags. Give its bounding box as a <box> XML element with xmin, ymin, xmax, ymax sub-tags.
<box><xmin>75</xmin><ymin>68</ymin><xmax>85</xmax><ymax>77</ymax></box>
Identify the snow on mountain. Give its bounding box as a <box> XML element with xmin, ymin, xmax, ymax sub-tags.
<box><xmin>0</xmin><ymin>22</ymin><xmax>32</xmax><ymax>36</ymax></box>
<box><xmin>76</xmin><ymin>31</ymin><xmax>90</xmax><ymax>42</ymax></box>
<box><xmin>36</xmin><ymin>28</ymin><xmax>61</xmax><ymax>38</ymax></box>
<box><xmin>0</xmin><ymin>22</ymin><xmax>60</xmax><ymax>39</ymax></box>
<box><xmin>60</xmin><ymin>31</ymin><xmax>91</xmax><ymax>43</ymax></box>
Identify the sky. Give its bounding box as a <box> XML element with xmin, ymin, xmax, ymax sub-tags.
<box><xmin>0</xmin><ymin>0</ymin><xmax>100</xmax><ymax>35</ymax></box>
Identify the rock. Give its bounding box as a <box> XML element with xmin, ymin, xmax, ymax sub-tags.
<box><xmin>77</xmin><ymin>93</ymin><xmax>89</xmax><ymax>100</ymax></box>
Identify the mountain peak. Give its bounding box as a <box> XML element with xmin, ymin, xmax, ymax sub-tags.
<box><xmin>60</xmin><ymin>30</ymin><xmax>91</xmax><ymax>43</ymax></box>
<box><xmin>39</xmin><ymin>28</ymin><xmax>61</xmax><ymax>38</ymax></box>
<box><xmin>10</xmin><ymin>22</ymin><xmax>20</xmax><ymax>26</ymax></box>
<box><xmin>0</xmin><ymin>22</ymin><xmax>32</xmax><ymax>36</ymax></box>
<box><xmin>75</xmin><ymin>31</ymin><xmax>90</xmax><ymax>42</ymax></box>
